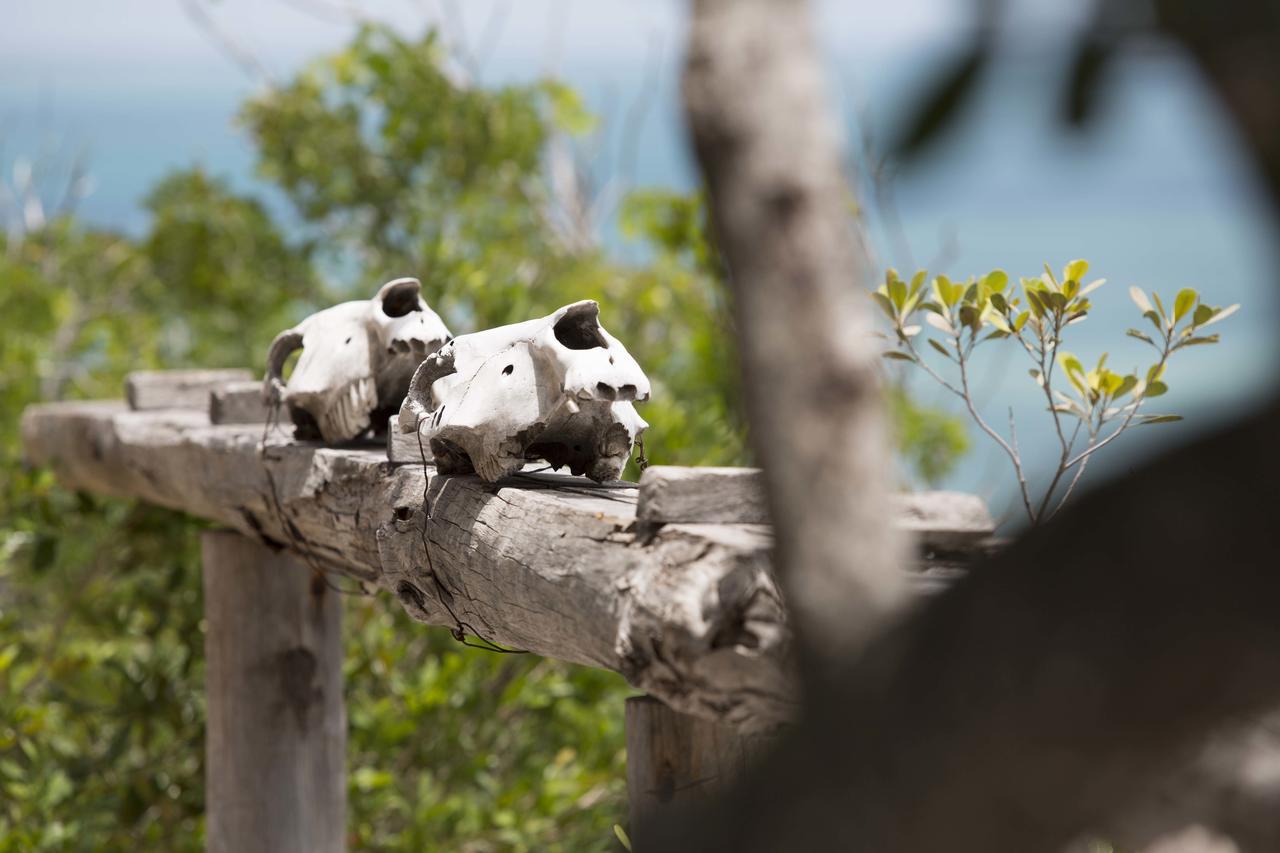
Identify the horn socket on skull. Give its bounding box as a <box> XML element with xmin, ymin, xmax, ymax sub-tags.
<box><xmin>381</xmin><ymin>281</ymin><xmax>422</xmax><ymax>318</ymax></box>
<box><xmin>553</xmin><ymin>304</ymin><xmax>608</xmax><ymax>350</ymax></box>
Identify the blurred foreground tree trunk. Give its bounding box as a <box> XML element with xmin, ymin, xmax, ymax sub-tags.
<box><xmin>682</xmin><ymin>0</ymin><xmax>907</xmax><ymax>691</ymax></box>
<box><xmin>652</xmin><ymin>0</ymin><xmax>1280</xmax><ymax>850</ymax></box>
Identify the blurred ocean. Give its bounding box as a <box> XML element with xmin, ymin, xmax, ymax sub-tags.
<box><xmin>2</xmin><ymin>0</ymin><xmax>1276</xmax><ymax>523</ymax></box>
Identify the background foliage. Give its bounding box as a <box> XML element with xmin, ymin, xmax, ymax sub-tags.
<box><xmin>0</xmin><ymin>24</ymin><xmax>964</xmax><ymax>850</ymax></box>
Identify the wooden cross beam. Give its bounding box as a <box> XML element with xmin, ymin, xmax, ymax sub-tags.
<box><xmin>20</xmin><ymin>372</ymin><xmax>993</xmax><ymax>735</ymax></box>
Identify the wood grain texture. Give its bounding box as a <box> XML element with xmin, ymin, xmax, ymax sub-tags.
<box><xmin>21</xmin><ymin>400</ymin><xmax>988</xmax><ymax>732</ymax></box>
<box><xmin>125</xmin><ymin>369</ymin><xmax>252</xmax><ymax>410</ymax></box>
<box><xmin>636</xmin><ymin>467</ymin><xmax>995</xmax><ymax>553</ymax></box>
<box><xmin>209</xmin><ymin>380</ymin><xmax>271</xmax><ymax>424</ymax></box>
<box><xmin>625</xmin><ymin>696</ymin><xmax>772</xmax><ymax>851</ymax></box>
<box><xmin>637</xmin><ymin>466</ymin><xmax>768</xmax><ymax>524</ymax></box>
<box><xmin>203</xmin><ymin>530</ymin><xmax>345</xmax><ymax>853</ymax></box>
<box><xmin>386</xmin><ymin>414</ymin><xmax>431</xmax><ymax>463</ymax></box>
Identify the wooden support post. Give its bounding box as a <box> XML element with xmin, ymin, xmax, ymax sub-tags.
<box><xmin>625</xmin><ymin>696</ymin><xmax>772</xmax><ymax>850</ymax></box>
<box><xmin>202</xmin><ymin>531</ymin><xmax>347</xmax><ymax>853</ymax></box>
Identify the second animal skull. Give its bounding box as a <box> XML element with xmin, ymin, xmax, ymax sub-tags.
<box><xmin>397</xmin><ymin>300</ymin><xmax>649</xmax><ymax>482</ymax></box>
<box><xmin>264</xmin><ymin>277</ymin><xmax>451</xmax><ymax>443</ymax></box>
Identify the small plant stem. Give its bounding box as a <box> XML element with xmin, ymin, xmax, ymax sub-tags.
<box><xmin>1064</xmin><ymin>344</ymin><xmax>1173</xmax><ymax>470</ymax></box>
<box><xmin>955</xmin><ymin>340</ymin><xmax>1037</xmax><ymax>523</ymax></box>
<box><xmin>904</xmin><ymin>329</ymin><xmax>1036</xmax><ymax>523</ymax></box>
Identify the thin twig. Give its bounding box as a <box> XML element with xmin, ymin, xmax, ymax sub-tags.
<box><xmin>179</xmin><ymin>0</ymin><xmax>275</xmax><ymax>84</ymax></box>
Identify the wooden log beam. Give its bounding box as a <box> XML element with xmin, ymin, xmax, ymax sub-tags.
<box><xmin>209</xmin><ymin>381</ymin><xmax>271</xmax><ymax>425</ymax></box>
<box><xmin>20</xmin><ymin>400</ymin><xmax>989</xmax><ymax>732</ymax></box>
<box><xmin>126</xmin><ymin>369</ymin><xmax>252</xmax><ymax>411</ymax></box>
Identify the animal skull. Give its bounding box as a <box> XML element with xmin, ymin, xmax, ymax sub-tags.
<box><xmin>397</xmin><ymin>300</ymin><xmax>649</xmax><ymax>482</ymax></box>
<box><xmin>264</xmin><ymin>277</ymin><xmax>451</xmax><ymax>443</ymax></box>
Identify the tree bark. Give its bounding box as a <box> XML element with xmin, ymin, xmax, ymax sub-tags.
<box><xmin>203</xmin><ymin>530</ymin><xmax>346</xmax><ymax>853</ymax></box>
<box><xmin>683</xmin><ymin>0</ymin><xmax>906</xmax><ymax>684</ymax></box>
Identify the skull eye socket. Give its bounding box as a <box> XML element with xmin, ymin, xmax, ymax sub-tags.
<box><xmin>553</xmin><ymin>306</ymin><xmax>607</xmax><ymax>350</ymax></box>
<box><xmin>381</xmin><ymin>281</ymin><xmax>422</xmax><ymax>318</ymax></box>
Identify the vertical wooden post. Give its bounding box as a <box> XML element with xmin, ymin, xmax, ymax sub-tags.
<box><xmin>625</xmin><ymin>696</ymin><xmax>770</xmax><ymax>850</ymax></box>
<box><xmin>202</xmin><ymin>531</ymin><xmax>347</xmax><ymax>853</ymax></box>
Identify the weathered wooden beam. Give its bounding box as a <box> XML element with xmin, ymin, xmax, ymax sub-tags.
<box><xmin>637</xmin><ymin>466</ymin><xmax>768</xmax><ymax>524</ymax></box>
<box><xmin>386</xmin><ymin>414</ymin><xmax>430</xmax><ymax>463</ymax></box>
<box><xmin>20</xmin><ymin>400</ymin><xmax>990</xmax><ymax>732</ymax></box>
<box><xmin>209</xmin><ymin>381</ymin><xmax>271</xmax><ymax>425</ymax></box>
<box><xmin>125</xmin><ymin>369</ymin><xmax>253</xmax><ymax>411</ymax></box>
<box><xmin>203</xmin><ymin>530</ymin><xmax>345</xmax><ymax>853</ymax></box>
<box><xmin>625</xmin><ymin>696</ymin><xmax>772</xmax><ymax>850</ymax></box>
<box><xmin>636</xmin><ymin>466</ymin><xmax>995</xmax><ymax>552</ymax></box>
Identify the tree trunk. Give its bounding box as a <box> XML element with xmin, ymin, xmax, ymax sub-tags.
<box><xmin>683</xmin><ymin>0</ymin><xmax>906</xmax><ymax>685</ymax></box>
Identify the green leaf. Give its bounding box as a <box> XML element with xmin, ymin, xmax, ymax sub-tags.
<box><xmin>1199</xmin><ymin>303</ymin><xmax>1240</xmax><ymax>328</ymax></box>
<box><xmin>882</xmin><ymin>350</ymin><xmax>915</xmax><ymax>361</ymax></box>
<box><xmin>927</xmin><ymin>338</ymin><xmax>955</xmax><ymax>361</ymax></box>
<box><xmin>1059</xmin><ymin>352</ymin><xmax>1085</xmax><ymax>377</ymax></box>
<box><xmin>614</xmin><ymin>825</ymin><xmax>633</xmax><ymax>851</ymax></box>
<box><xmin>989</xmin><ymin>292</ymin><xmax>1008</xmax><ymax>313</ymax></box>
<box><xmin>1173</xmin><ymin>288</ymin><xmax>1197</xmax><ymax>322</ymax></box>
<box><xmin>871</xmin><ymin>291</ymin><xmax>897</xmax><ymax>319</ymax></box>
<box><xmin>1139</xmin><ymin>414</ymin><xmax>1183</xmax><ymax>425</ymax></box>
<box><xmin>1028</xmin><ymin>368</ymin><xmax>1044</xmax><ymax>387</ymax></box>
<box><xmin>542</xmin><ymin>80</ymin><xmax>600</xmax><ymax>135</ymax></box>
<box><xmin>1125</xmin><ymin>328</ymin><xmax>1155</xmax><ymax>345</ymax></box>
<box><xmin>1151</xmin><ymin>291</ymin><xmax>1167</xmax><ymax>320</ymax></box>
<box><xmin>1025</xmin><ymin>289</ymin><xmax>1046</xmax><ymax>319</ymax></box>
<box><xmin>1114</xmin><ymin>374</ymin><xmax>1138</xmax><ymax>399</ymax></box>
<box><xmin>983</xmin><ymin>269</ymin><xmax>1008</xmax><ymax>292</ymax></box>
<box><xmin>887</xmin><ymin>275</ymin><xmax>908</xmax><ymax>310</ymax></box>
<box><xmin>1177</xmin><ymin>335</ymin><xmax>1220</xmax><ymax>348</ymax></box>
<box><xmin>984</xmin><ymin>309</ymin><xmax>1011</xmax><ymax>333</ymax></box>
<box><xmin>1063</xmin><ymin>258</ymin><xmax>1089</xmax><ymax>284</ymax></box>
<box><xmin>909</xmin><ymin>269</ymin><xmax>929</xmax><ymax>296</ymax></box>
<box><xmin>1145</xmin><ymin>380</ymin><xmax>1169</xmax><ymax>398</ymax></box>
<box><xmin>934</xmin><ymin>275</ymin><xmax>956</xmax><ymax>308</ymax></box>
<box><xmin>1192</xmin><ymin>303</ymin><xmax>1214</xmax><ymax>327</ymax></box>
<box><xmin>958</xmin><ymin>304</ymin><xmax>980</xmax><ymax>331</ymax></box>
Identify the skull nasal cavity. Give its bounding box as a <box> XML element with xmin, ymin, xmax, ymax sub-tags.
<box><xmin>381</xmin><ymin>283</ymin><xmax>421</xmax><ymax>317</ymax></box>
<box><xmin>553</xmin><ymin>310</ymin><xmax>607</xmax><ymax>350</ymax></box>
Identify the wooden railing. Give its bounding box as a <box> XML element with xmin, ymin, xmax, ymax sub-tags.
<box><xmin>21</xmin><ymin>369</ymin><xmax>995</xmax><ymax>852</ymax></box>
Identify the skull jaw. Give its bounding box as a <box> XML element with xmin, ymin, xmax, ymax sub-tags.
<box><xmin>284</xmin><ymin>376</ymin><xmax>376</xmax><ymax>444</ymax></box>
<box><xmin>423</xmin><ymin>400</ymin><xmax>646</xmax><ymax>483</ymax></box>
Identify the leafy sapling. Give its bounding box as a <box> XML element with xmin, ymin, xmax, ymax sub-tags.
<box><xmin>873</xmin><ymin>259</ymin><xmax>1238</xmax><ymax>525</ymax></box>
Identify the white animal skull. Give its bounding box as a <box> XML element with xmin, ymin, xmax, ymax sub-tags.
<box><xmin>264</xmin><ymin>277</ymin><xmax>452</xmax><ymax>443</ymax></box>
<box><xmin>397</xmin><ymin>300</ymin><xmax>649</xmax><ymax>482</ymax></box>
